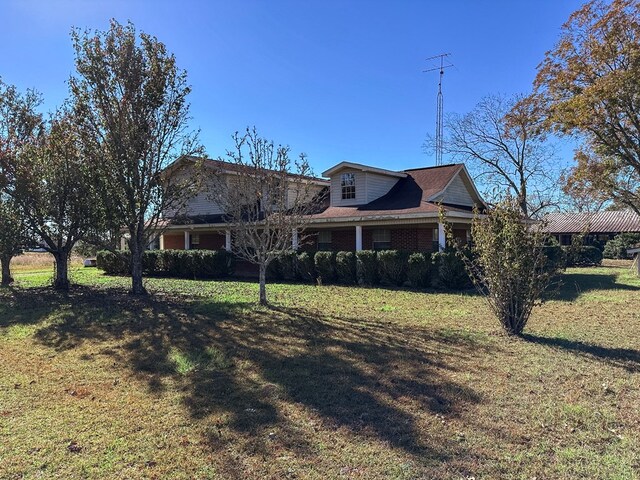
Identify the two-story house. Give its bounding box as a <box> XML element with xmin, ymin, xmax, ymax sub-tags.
<box><xmin>158</xmin><ymin>157</ymin><xmax>484</xmax><ymax>253</ymax></box>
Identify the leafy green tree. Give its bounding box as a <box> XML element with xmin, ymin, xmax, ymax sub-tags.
<box><xmin>3</xmin><ymin>110</ymin><xmax>99</xmax><ymax>290</ymax></box>
<box><xmin>603</xmin><ymin>233</ymin><xmax>640</xmax><ymax>259</ymax></box>
<box><xmin>0</xmin><ymin>198</ymin><xmax>27</xmax><ymax>285</ymax></box>
<box><xmin>535</xmin><ymin>0</ymin><xmax>640</xmax><ymax>214</ymax></box>
<box><xmin>0</xmin><ymin>79</ymin><xmax>42</xmax><ymax>286</ymax></box>
<box><xmin>461</xmin><ymin>198</ymin><xmax>560</xmax><ymax>335</ymax></box>
<box><xmin>70</xmin><ymin>20</ymin><xmax>203</xmax><ymax>295</ymax></box>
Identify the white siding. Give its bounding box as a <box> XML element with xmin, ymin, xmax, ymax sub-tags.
<box><xmin>165</xmin><ymin>168</ymin><xmax>225</xmax><ymax>218</ymax></box>
<box><xmin>330</xmin><ymin>169</ymin><xmax>366</xmax><ymax>206</ymax></box>
<box><xmin>435</xmin><ymin>174</ymin><xmax>475</xmax><ymax>206</ymax></box>
<box><xmin>184</xmin><ymin>182</ymin><xmax>225</xmax><ymax>215</ymax></box>
<box><xmin>286</xmin><ymin>183</ymin><xmax>324</xmax><ymax>209</ymax></box>
<box><xmin>364</xmin><ymin>172</ymin><xmax>398</xmax><ymax>203</ymax></box>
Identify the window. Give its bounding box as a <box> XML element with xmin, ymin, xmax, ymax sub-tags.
<box><xmin>372</xmin><ymin>229</ymin><xmax>391</xmax><ymax>250</ymax></box>
<box><xmin>190</xmin><ymin>233</ymin><xmax>200</xmax><ymax>248</ymax></box>
<box><xmin>341</xmin><ymin>172</ymin><xmax>356</xmax><ymax>200</ymax></box>
<box><xmin>317</xmin><ymin>230</ymin><xmax>332</xmax><ymax>251</ymax></box>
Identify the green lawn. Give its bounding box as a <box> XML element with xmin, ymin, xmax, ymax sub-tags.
<box><xmin>1</xmin><ymin>265</ymin><xmax>639</xmax><ymax>479</ymax></box>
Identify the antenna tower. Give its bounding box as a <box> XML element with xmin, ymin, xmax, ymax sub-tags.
<box><xmin>424</xmin><ymin>53</ymin><xmax>453</xmax><ymax>166</ymax></box>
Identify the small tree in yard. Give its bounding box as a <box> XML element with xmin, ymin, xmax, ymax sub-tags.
<box><xmin>3</xmin><ymin>110</ymin><xmax>100</xmax><ymax>290</ymax></box>
<box><xmin>70</xmin><ymin>20</ymin><xmax>203</xmax><ymax>295</ymax></box>
<box><xmin>461</xmin><ymin>198</ymin><xmax>560</xmax><ymax>336</ymax></box>
<box><xmin>209</xmin><ymin>128</ymin><xmax>324</xmax><ymax>305</ymax></box>
<box><xmin>0</xmin><ymin>198</ymin><xmax>27</xmax><ymax>285</ymax></box>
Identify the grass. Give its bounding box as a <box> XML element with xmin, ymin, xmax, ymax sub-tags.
<box><xmin>1</xmin><ymin>265</ymin><xmax>639</xmax><ymax>479</ymax></box>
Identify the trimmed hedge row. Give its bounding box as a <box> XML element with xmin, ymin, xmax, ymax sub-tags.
<box><xmin>97</xmin><ymin>249</ymin><xmax>234</xmax><ymax>279</ymax></box>
<box><xmin>266</xmin><ymin>249</ymin><xmax>471</xmax><ymax>290</ymax></box>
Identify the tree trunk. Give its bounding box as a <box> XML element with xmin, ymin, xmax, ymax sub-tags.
<box><xmin>1</xmin><ymin>255</ymin><xmax>13</xmax><ymax>286</ymax></box>
<box><xmin>53</xmin><ymin>251</ymin><xmax>70</xmax><ymax>291</ymax></box>
<box><xmin>130</xmin><ymin>241</ymin><xmax>147</xmax><ymax>295</ymax></box>
<box><xmin>258</xmin><ymin>262</ymin><xmax>268</xmax><ymax>306</ymax></box>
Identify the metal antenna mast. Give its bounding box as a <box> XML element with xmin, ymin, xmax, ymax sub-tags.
<box><xmin>424</xmin><ymin>53</ymin><xmax>453</xmax><ymax>166</ymax></box>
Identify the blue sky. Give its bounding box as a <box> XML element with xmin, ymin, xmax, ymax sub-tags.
<box><xmin>1</xmin><ymin>0</ymin><xmax>583</xmax><ymax>175</ymax></box>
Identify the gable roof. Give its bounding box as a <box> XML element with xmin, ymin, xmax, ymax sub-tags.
<box><xmin>310</xmin><ymin>163</ymin><xmax>484</xmax><ymax>221</ymax></box>
<box><xmin>322</xmin><ymin>161</ymin><xmax>407</xmax><ymax>179</ymax></box>
<box><xmin>165</xmin><ymin>155</ymin><xmax>330</xmax><ymax>185</ymax></box>
<box><xmin>543</xmin><ymin>210</ymin><xmax>640</xmax><ymax>234</ymax></box>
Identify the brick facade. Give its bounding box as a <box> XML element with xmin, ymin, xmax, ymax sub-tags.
<box><xmin>163</xmin><ymin>234</ymin><xmax>184</xmax><ymax>250</ymax></box>
<box><xmin>162</xmin><ymin>232</ymin><xmax>225</xmax><ymax>250</ymax></box>
<box><xmin>306</xmin><ymin>226</ymin><xmax>450</xmax><ymax>252</ymax></box>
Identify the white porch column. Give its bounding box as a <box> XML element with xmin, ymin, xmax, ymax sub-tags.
<box><xmin>355</xmin><ymin>225</ymin><xmax>363</xmax><ymax>251</ymax></box>
<box><xmin>438</xmin><ymin>222</ymin><xmax>446</xmax><ymax>252</ymax></box>
<box><xmin>159</xmin><ymin>234</ymin><xmax>165</xmax><ymax>251</ymax></box>
<box><xmin>184</xmin><ymin>231</ymin><xmax>190</xmax><ymax>250</ymax></box>
<box><xmin>292</xmin><ymin>229</ymin><xmax>299</xmax><ymax>251</ymax></box>
<box><xmin>120</xmin><ymin>236</ymin><xmax>127</xmax><ymax>251</ymax></box>
<box><xmin>225</xmin><ymin>230</ymin><xmax>231</xmax><ymax>252</ymax></box>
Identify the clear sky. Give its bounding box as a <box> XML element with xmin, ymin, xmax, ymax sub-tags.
<box><xmin>1</xmin><ymin>0</ymin><xmax>584</xmax><ymax>176</ymax></box>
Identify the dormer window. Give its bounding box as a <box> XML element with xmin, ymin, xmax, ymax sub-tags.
<box><xmin>341</xmin><ymin>172</ymin><xmax>356</xmax><ymax>200</ymax></box>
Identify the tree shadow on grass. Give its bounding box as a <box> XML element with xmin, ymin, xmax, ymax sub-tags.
<box><xmin>8</xmin><ymin>285</ymin><xmax>486</xmax><ymax>476</ymax></box>
<box><xmin>553</xmin><ymin>271</ymin><xmax>640</xmax><ymax>302</ymax></box>
<box><xmin>523</xmin><ymin>333</ymin><xmax>640</xmax><ymax>373</ymax></box>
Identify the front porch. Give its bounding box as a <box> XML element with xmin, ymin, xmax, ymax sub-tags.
<box><xmin>155</xmin><ymin>220</ymin><xmax>472</xmax><ymax>254</ymax></box>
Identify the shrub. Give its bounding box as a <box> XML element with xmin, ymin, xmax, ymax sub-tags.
<box><xmin>143</xmin><ymin>250</ymin><xmax>164</xmax><ymax>275</ymax></box>
<box><xmin>603</xmin><ymin>233</ymin><xmax>640</xmax><ymax>259</ymax></box>
<box><xmin>463</xmin><ymin>199</ymin><xmax>562</xmax><ymax>336</ymax></box>
<box><xmin>335</xmin><ymin>251</ymin><xmax>357</xmax><ymax>284</ymax></box>
<box><xmin>314</xmin><ymin>251</ymin><xmax>336</xmax><ymax>284</ymax></box>
<box><xmin>279</xmin><ymin>251</ymin><xmax>299</xmax><ymax>281</ymax></box>
<box><xmin>563</xmin><ymin>245</ymin><xmax>603</xmax><ymax>267</ymax></box>
<box><xmin>377</xmin><ymin>250</ymin><xmax>408</xmax><ymax>286</ymax></box>
<box><xmin>296</xmin><ymin>252</ymin><xmax>315</xmax><ymax>282</ymax></box>
<box><xmin>407</xmin><ymin>252</ymin><xmax>432</xmax><ymax>289</ymax></box>
<box><xmin>356</xmin><ymin>250</ymin><xmax>378</xmax><ymax>286</ymax></box>
<box><xmin>542</xmin><ymin>239</ymin><xmax>566</xmax><ymax>273</ymax></box>
<box><xmin>432</xmin><ymin>250</ymin><xmax>470</xmax><ymax>290</ymax></box>
<box><xmin>98</xmin><ymin>249</ymin><xmax>234</xmax><ymax>279</ymax></box>
<box><xmin>266</xmin><ymin>256</ymin><xmax>282</xmax><ymax>281</ymax></box>
<box><xmin>96</xmin><ymin>250</ymin><xmax>130</xmax><ymax>275</ymax></box>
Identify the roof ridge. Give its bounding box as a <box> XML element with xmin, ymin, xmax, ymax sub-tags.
<box><xmin>402</xmin><ymin>163</ymin><xmax>462</xmax><ymax>172</ymax></box>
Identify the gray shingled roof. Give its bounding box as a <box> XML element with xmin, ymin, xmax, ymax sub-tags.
<box><xmin>543</xmin><ymin>210</ymin><xmax>640</xmax><ymax>234</ymax></box>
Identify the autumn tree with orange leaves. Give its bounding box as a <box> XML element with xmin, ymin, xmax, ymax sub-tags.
<box><xmin>535</xmin><ymin>0</ymin><xmax>640</xmax><ymax>214</ymax></box>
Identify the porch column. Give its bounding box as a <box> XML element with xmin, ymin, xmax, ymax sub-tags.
<box><xmin>355</xmin><ymin>225</ymin><xmax>363</xmax><ymax>251</ymax></box>
<box><xmin>120</xmin><ymin>236</ymin><xmax>127</xmax><ymax>251</ymax></box>
<box><xmin>292</xmin><ymin>229</ymin><xmax>299</xmax><ymax>251</ymax></box>
<box><xmin>225</xmin><ymin>230</ymin><xmax>231</xmax><ymax>252</ymax></box>
<box><xmin>184</xmin><ymin>231</ymin><xmax>190</xmax><ymax>250</ymax></box>
<box><xmin>438</xmin><ymin>222</ymin><xmax>446</xmax><ymax>252</ymax></box>
<box><xmin>159</xmin><ymin>234</ymin><xmax>165</xmax><ymax>251</ymax></box>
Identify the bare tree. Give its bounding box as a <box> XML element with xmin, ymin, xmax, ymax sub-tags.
<box><xmin>209</xmin><ymin>128</ymin><xmax>326</xmax><ymax>305</ymax></box>
<box><xmin>427</xmin><ymin>94</ymin><xmax>558</xmax><ymax>217</ymax></box>
<box><xmin>70</xmin><ymin>20</ymin><xmax>204</xmax><ymax>294</ymax></box>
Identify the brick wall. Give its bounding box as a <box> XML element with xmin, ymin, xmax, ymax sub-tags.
<box><xmin>163</xmin><ymin>234</ymin><xmax>184</xmax><ymax>250</ymax></box>
<box><xmin>162</xmin><ymin>232</ymin><xmax>225</xmax><ymax>250</ymax></box>
<box><xmin>197</xmin><ymin>233</ymin><xmax>225</xmax><ymax>250</ymax></box>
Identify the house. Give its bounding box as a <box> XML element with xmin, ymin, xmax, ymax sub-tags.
<box><xmin>543</xmin><ymin>210</ymin><xmax>640</xmax><ymax>246</ymax></box>
<box><xmin>158</xmin><ymin>157</ymin><xmax>485</xmax><ymax>253</ymax></box>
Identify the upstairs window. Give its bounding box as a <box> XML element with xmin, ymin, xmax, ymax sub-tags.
<box><xmin>372</xmin><ymin>229</ymin><xmax>391</xmax><ymax>250</ymax></box>
<box><xmin>341</xmin><ymin>172</ymin><xmax>356</xmax><ymax>200</ymax></box>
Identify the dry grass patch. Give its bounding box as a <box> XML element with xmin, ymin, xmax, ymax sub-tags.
<box><xmin>0</xmin><ymin>266</ymin><xmax>638</xmax><ymax>479</ymax></box>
